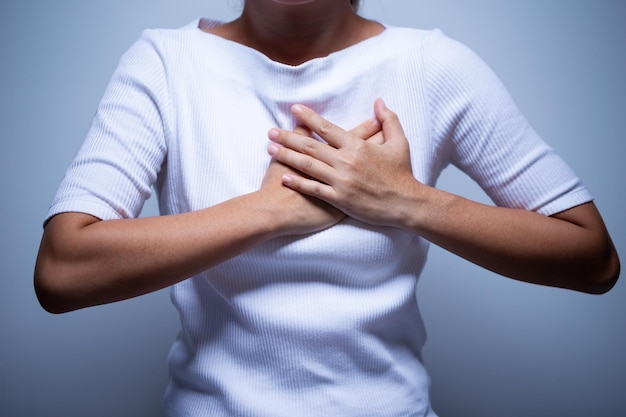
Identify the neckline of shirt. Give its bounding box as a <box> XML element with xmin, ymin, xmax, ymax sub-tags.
<box><xmin>195</xmin><ymin>17</ymin><xmax>391</xmax><ymax>70</ymax></box>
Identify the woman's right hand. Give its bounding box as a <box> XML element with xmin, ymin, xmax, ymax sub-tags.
<box><xmin>34</xmin><ymin>115</ymin><xmax>381</xmax><ymax>313</ymax></box>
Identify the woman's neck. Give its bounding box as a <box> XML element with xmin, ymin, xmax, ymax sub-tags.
<box><xmin>205</xmin><ymin>1</ymin><xmax>383</xmax><ymax>65</ymax></box>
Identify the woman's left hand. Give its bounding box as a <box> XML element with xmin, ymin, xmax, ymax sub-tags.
<box><xmin>266</xmin><ymin>100</ymin><xmax>620</xmax><ymax>294</ymax></box>
<box><xmin>267</xmin><ymin>98</ymin><xmax>419</xmax><ymax>227</ymax></box>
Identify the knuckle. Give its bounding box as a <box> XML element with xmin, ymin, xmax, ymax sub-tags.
<box><xmin>303</xmin><ymin>139</ymin><xmax>319</xmax><ymax>154</ymax></box>
<box><xmin>387</xmin><ymin>110</ymin><xmax>400</xmax><ymax>122</ymax></box>
<box><xmin>312</xmin><ymin>182</ymin><xmax>323</xmax><ymax>196</ymax></box>
<box><xmin>303</xmin><ymin>157</ymin><xmax>315</xmax><ymax>172</ymax></box>
<box><xmin>317</xmin><ymin>120</ymin><xmax>334</xmax><ymax>136</ymax></box>
<box><xmin>341</xmin><ymin>176</ymin><xmax>357</xmax><ymax>190</ymax></box>
<box><xmin>339</xmin><ymin>154</ymin><xmax>358</xmax><ymax>172</ymax></box>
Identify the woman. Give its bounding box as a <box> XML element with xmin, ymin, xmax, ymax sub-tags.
<box><xmin>34</xmin><ymin>1</ymin><xmax>620</xmax><ymax>415</ymax></box>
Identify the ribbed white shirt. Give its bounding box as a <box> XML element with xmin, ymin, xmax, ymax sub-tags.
<box><xmin>47</xmin><ymin>18</ymin><xmax>592</xmax><ymax>417</ymax></box>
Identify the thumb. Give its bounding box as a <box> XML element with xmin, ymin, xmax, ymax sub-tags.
<box><xmin>374</xmin><ymin>98</ymin><xmax>407</xmax><ymax>145</ymax></box>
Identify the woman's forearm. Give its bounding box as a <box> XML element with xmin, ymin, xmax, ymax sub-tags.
<box><xmin>34</xmin><ymin>164</ymin><xmax>345</xmax><ymax>313</ymax></box>
<box><xmin>35</xmin><ymin>117</ymin><xmax>381</xmax><ymax>314</ymax></box>
<box><xmin>267</xmin><ymin>101</ymin><xmax>620</xmax><ymax>294</ymax></box>
<box><xmin>399</xmin><ymin>183</ymin><xmax>619</xmax><ymax>294</ymax></box>
<box><xmin>34</xmin><ymin>191</ymin><xmax>282</xmax><ymax>313</ymax></box>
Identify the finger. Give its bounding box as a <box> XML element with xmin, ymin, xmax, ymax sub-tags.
<box><xmin>374</xmin><ymin>98</ymin><xmax>407</xmax><ymax>144</ymax></box>
<box><xmin>291</xmin><ymin>104</ymin><xmax>350</xmax><ymax>148</ymax></box>
<box><xmin>349</xmin><ymin>116</ymin><xmax>381</xmax><ymax>141</ymax></box>
<box><xmin>267</xmin><ymin>136</ymin><xmax>335</xmax><ymax>185</ymax></box>
<box><xmin>271</xmin><ymin>125</ymin><xmax>319</xmax><ymax>180</ymax></box>
<box><xmin>281</xmin><ymin>171</ymin><xmax>337</xmax><ymax>204</ymax></box>
<box><xmin>289</xmin><ymin>125</ymin><xmax>325</xmax><ymax>169</ymax></box>
<box><xmin>293</xmin><ymin>124</ymin><xmax>313</xmax><ymax>137</ymax></box>
<box><xmin>268</xmin><ymin>127</ymin><xmax>337</xmax><ymax>165</ymax></box>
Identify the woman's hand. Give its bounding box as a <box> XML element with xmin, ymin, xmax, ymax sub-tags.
<box><xmin>266</xmin><ymin>99</ymin><xmax>619</xmax><ymax>293</ymax></box>
<box><xmin>261</xmin><ymin>115</ymin><xmax>383</xmax><ymax>236</ymax></box>
<box><xmin>267</xmin><ymin>98</ymin><xmax>417</xmax><ymax>227</ymax></box>
<box><xmin>261</xmin><ymin>136</ymin><xmax>344</xmax><ymax>236</ymax></box>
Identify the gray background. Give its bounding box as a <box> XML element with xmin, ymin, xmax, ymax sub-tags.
<box><xmin>1</xmin><ymin>1</ymin><xmax>624</xmax><ymax>416</ymax></box>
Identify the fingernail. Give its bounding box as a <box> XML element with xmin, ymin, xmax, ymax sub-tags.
<box><xmin>268</xmin><ymin>128</ymin><xmax>279</xmax><ymax>140</ymax></box>
<box><xmin>267</xmin><ymin>143</ymin><xmax>279</xmax><ymax>156</ymax></box>
<box><xmin>291</xmin><ymin>104</ymin><xmax>303</xmax><ymax>114</ymax></box>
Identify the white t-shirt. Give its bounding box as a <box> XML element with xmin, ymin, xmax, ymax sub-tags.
<box><xmin>47</xmin><ymin>18</ymin><xmax>592</xmax><ymax>417</ymax></box>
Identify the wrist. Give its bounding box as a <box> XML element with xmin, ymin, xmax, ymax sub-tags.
<box><xmin>238</xmin><ymin>190</ymin><xmax>287</xmax><ymax>239</ymax></box>
<box><xmin>393</xmin><ymin>180</ymin><xmax>449</xmax><ymax>234</ymax></box>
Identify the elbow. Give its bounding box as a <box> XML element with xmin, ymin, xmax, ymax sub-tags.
<box><xmin>35</xmin><ymin>291</ymin><xmax>72</xmax><ymax>315</ymax></box>
<box><xmin>34</xmin><ymin>258</ymin><xmax>81</xmax><ymax>314</ymax></box>
<box><xmin>34</xmin><ymin>278</ymin><xmax>69</xmax><ymax>315</ymax></box>
<box><xmin>34</xmin><ymin>213</ymin><xmax>104</xmax><ymax>313</ymax></box>
<box><xmin>581</xmin><ymin>240</ymin><xmax>620</xmax><ymax>295</ymax></box>
<box><xmin>34</xmin><ymin>283</ymin><xmax>68</xmax><ymax>315</ymax></box>
<box><xmin>590</xmin><ymin>256</ymin><xmax>620</xmax><ymax>295</ymax></box>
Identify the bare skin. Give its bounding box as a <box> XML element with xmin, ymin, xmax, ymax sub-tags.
<box><xmin>35</xmin><ymin>0</ymin><xmax>619</xmax><ymax>314</ymax></box>
<box><xmin>267</xmin><ymin>99</ymin><xmax>620</xmax><ymax>294</ymax></box>
<box><xmin>204</xmin><ymin>0</ymin><xmax>384</xmax><ymax>65</ymax></box>
<box><xmin>35</xmin><ymin>120</ymin><xmax>382</xmax><ymax>313</ymax></box>
<box><xmin>35</xmin><ymin>1</ymin><xmax>385</xmax><ymax>314</ymax></box>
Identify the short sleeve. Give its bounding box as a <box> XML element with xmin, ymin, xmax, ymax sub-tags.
<box><xmin>425</xmin><ymin>30</ymin><xmax>592</xmax><ymax>215</ymax></box>
<box><xmin>45</xmin><ymin>29</ymin><xmax>170</xmax><ymax>224</ymax></box>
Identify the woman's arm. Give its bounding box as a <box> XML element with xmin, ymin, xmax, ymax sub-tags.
<box><xmin>34</xmin><ymin>164</ymin><xmax>325</xmax><ymax>314</ymax></box>
<box><xmin>34</xmin><ymin>119</ymin><xmax>383</xmax><ymax>314</ymax></box>
<box><xmin>266</xmin><ymin>99</ymin><xmax>620</xmax><ymax>294</ymax></box>
<box><xmin>402</xmin><ymin>187</ymin><xmax>619</xmax><ymax>294</ymax></box>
